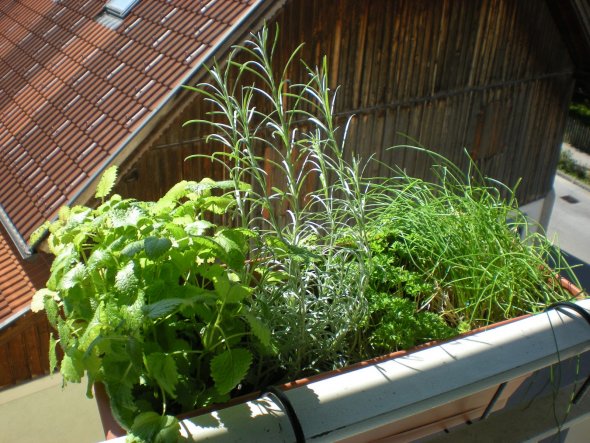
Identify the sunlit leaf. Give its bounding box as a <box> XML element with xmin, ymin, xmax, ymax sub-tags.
<box><xmin>144</xmin><ymin>353</ymin><xmax>178</xmax><ymax>398</ymax></box>
<box><xmin>210</xmin><ymin>348</ymin><xmax>252</xmax><ymax>395</ymax></box>
<box><xmin>95</xmin><ymin>165</ymin><xmax>118</xmax><ymax>200</ymax></box>
<box><xmin>144</xmin><ymin>237</ymin><xmax>172</xmax><ymax>260</ymax></box>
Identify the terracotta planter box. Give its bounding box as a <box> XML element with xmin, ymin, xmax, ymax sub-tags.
<box><xmin>95</xmin><ymin>279</ymin><xmax>589</xmax><ymax>442</ymax></box>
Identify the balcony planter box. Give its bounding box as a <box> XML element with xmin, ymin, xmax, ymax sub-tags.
<box><xmin>98</xmin><ymin>282</ymin><xmax>588</xmax><ymax>443</ymax></box>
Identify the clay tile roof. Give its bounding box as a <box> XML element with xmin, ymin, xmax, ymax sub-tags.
<box><xmin>0</xmin><ymin>0</ymin><xmax>259</xmax><ymax>242</ymax></box>
<box><xmin>0</xmin><ymin>0</ymin><xmax>262</xmax><ymax>326</ymax></box>
<box><xmin>0</xmin><ymin>225</ymin><xmax>51</xmax><ymax>326</ymax></box>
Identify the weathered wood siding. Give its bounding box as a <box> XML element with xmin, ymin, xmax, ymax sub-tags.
<box><xmin>0</xmin><ymin>313</ymin><xmax>52</xmax><ymax>389</ymax></box>
<box><xmin>116</xmin><ymin>0</ymin><xmax>575</xmax><ymax>206</ymax></box>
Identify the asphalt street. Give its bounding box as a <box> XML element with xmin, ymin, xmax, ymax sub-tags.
<box><xmin>547</xmin><ymin>173</ymin><xmax>590</xmax><ymax>292</ymax></box>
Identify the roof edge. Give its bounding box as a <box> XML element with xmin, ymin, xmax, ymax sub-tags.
<box><xmin>0</xmin><ymin>306</ymin><xmax>31</xmax><ymax>332</ymax></box>
<box><xmin>0</xmin><ymin>205</ymin><xmax>32</xmax><ymax>259</ymax></box>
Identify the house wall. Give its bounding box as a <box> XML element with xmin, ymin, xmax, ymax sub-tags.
<box><xmin>115</xmin><ymin>0</ymin><xmax>575</xmax><ymax>206</ymax></box>
<box><xmin>0</xmin><ymin>312</ymin><xmax>52</xmax><ymax>389</ymax></box>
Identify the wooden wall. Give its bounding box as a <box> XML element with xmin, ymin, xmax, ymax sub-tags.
<box><xmin>116</xmin><ymin>0</ymin><xmax>575</xmax><ymax>206</ymax></box>
<box><xmin>0</xmin><ymin>312</ymin><xmax>51</xmax><ymax>389</ymax></box>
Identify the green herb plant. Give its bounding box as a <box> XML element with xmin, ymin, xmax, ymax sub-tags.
<box><xmin>361</xmin><ymin>148</ymin><xmax>581</xmax><ymax>353</ymax></box>
<box><xmin>184</xmin><ymin>26</ymin><xmax>375</xmax><ymax>380</ymax></box>
<box><xmin>31</xmin><ymin>167</ymin><xmax>271</xmax><ymax>441</ymax></box>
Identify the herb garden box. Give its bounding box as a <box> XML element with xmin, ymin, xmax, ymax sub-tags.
<box><xmin>98</xmin><ymin>289</ymin><xmax>589</xmax><ymax>442</ymax></box>
<box><xmin>31</xmin><ymin>29</ymin><xmax>588</xmax><ymax>443</ymax></box>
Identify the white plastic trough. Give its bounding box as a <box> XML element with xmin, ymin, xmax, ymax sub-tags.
<box><xmin>105</xmin><ymin>299</ymin><xmax>590</xmax><ymax>442</ymax></box>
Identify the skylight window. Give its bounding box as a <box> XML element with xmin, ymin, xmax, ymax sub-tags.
<box><xmin>105</xmin><ymin>0</ymin><xmax>140</xmax><ymax>19</ymax></box>
<box><xmin>97</xmin><ymin>0</ymin><xmax>140</xmax><ymax>28</ymax></box>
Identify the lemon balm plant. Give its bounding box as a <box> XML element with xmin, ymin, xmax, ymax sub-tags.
<box><xmin>31</xmin><ymin>169</ymin><xmax>272</xmax><ymax>440</ymax></box>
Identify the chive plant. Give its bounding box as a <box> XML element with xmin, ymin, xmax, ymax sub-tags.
<box><xmin>364</xmin><ymin>147</ymin><xmax>581</xmax><ymax>344</ymax></box>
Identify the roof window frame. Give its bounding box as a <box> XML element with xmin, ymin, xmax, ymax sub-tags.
<box><xmin>104</xmin><ymin>0</ymin><xmax>141</xmax><ymax>19</ymax></box>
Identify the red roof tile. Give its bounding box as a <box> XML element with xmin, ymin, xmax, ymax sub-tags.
<box><xmin>0</xmin><ymin>0</ymin><xmax>259</xmax><ymax>241</ymax></box>
<box><xmin>0</xmin><ymin>0</ymin><xmax>262</xmax><ymax>324</ymax></box>
<box><xmin>0</xmin><ymin>225</ymin><xmax>51</xmax><ymax>325</ymax></box>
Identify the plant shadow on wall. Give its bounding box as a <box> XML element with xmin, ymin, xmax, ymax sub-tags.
<box><xmin>30</xmin><ymin>26</ymin><xmax>582</xmax><ymax>442</ymax></box>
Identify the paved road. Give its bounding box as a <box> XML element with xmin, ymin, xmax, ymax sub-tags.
<box><xmin>547</xmin><ymin>174</ymin><xmax>590</xmax><ymax>292</ymax></box>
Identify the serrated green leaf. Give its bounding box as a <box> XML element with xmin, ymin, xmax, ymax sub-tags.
<box><xmin>110</xmin><ymin>206</ymin><xmax>144</xmax><ymax>228</ymax></box>
<box><xmin>121</xmin><ymin>291</ymin><xmax>145</xmax><ymax>331</ymax></box>
<box><xmin>105</xmin><ymin>381</ymin><xmax>137</xmax><ymax>430</ymax></box>
<box><xmin>95</xmin><ymin>165</ymin><xmax>118</xmax><ymax>199</ymax></box>
<box><xmin>214</xmin><ymin>277</ymin><xmax>250</xmax><ymax>303</ymax></box>
<box><xmin>121</xmin><ymin>240</ymin><xmax>144</xmax><ymax>257</ymax></box>
<box><xmin>185</xmin><ymin>220</ymin><xmax>216</xmax><ymax>236</ymax></box>
<box><xmin>31</xmin><ymin>288</ymin><xmax>58</xmax><ymax>312</ymax></box>
<box><xmin>144</xmin><ymin>237</ymin><xmax>172</xmax><ymax>260</ymax></box>
<box><xmin>128</xmin><ymin>412</ymin><xmax>180</xmax><ymax>443</ymax></box>
<box><xmin>60</xmin><ymin>262</ymin><xmax>87</xmax><ymax>290</ymax></box>
<box><xmin>144</xmin><ymin>353</ymin><xmax>178</xmax><ymax>398</ymax></box>
<box><xmin>87</xmin><ymin>248</ymin><xmax>116</xmax><ymax>271</ymax></box>
<box><xmin>49</xmin><ymin>334</ymin><xmax>58</xmax><ymax>373</ymax></box>
<box><xmin>210</xmin><ymin>348</ymin><xmax>252</xmax><ymax>395</ymax></box>
<box><xmin>67</xmin><ymin>207</ymin><xmax>92</xmax><ymax>227</ymax></box>
<box><xmin>202</xmin><ymin>196</ymin><xmax>234</xmax><ymax>214</ymax></box>
<box><xmin>156</xmin><ymin>181</ymin><xmax>190</xmax><ymax>207</ymax></box>
<box><xmin>58</xmin><ymin>205</ymin><xmax>71</xmax><ymax>222</ymax></box>
<box><xmin>142</xmin><ymin>298</ymin><xmax>185</xmax><ymax>319</ymax></box>
<box><xmin>226</xmin><ymin>284</ymin><xmax>251</xmax><ymax>303</ymax></box>
<box><xmin>164</xmin><ymin>223</ymin><xmax>186</xmax><ymax>240</ymax></box>
<box><xmin>44</xmin><ymin>296</ymin><xmax>59</xmax><ymax>326</ymax></box>
<box><xmin>243</xmin><ymin>312</ymin><xmax>271</xmax><ymax>348</ymax></box>
<box><xmin>29</xmin><ymin>221</ymin><xmax>51</xmax><ymax>247</ymax></box>
<box><xmin>49</xmin><ymin>243</ymin><xmax>77</xmax><ymax>276</ymax></box>
<box><xmin>115</xmin><ymin>261</ymin><xmax>139</xmax><ymax>298</ymax></box>
<box><xmin>61</xmin><ymin>352</ymin><xmax>84</xmax><ymax>383</ymax></box>
<box><xmin>191</xmin><ymin>237</ymin><xmax>228</xmax><ymax>262</ymax></box>
<box><xmin>214</xmin><ymin>231</ymin><xmax>245</xmax><ymax>268</ymax></box>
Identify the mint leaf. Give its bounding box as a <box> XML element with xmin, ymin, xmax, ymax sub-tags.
<box><xmin>202</xmin><ymin>196</ymin><xmax>234</xmax><ymax>214</ymax></box>
<box><xmin>61</xmin><ymin>352</ymin><xmax>84</xmax><ymax>383</ymax></box>
<box><xmin>210</xmin><ymin>348</ymin><xmax>252</xmax><ymax>395</ymax></box>
<box><xmin>142</xmin><ymin>298</ymin><xmax>185</xmax><ymax>319</ymax></box>
<box><xmin>121</xmin><ymin>240</ymin><xmax>144</xmax><ymax>257</ymax></box>
<box><xmin>144</xmin><ymin>353</ymin><xmax>178</xmax><ymax>398</ymax></box>
<box><xmin>60</xmin><ymin>262</ymin><xmax>87</xmax><ymax>290</ymax></box>
<box><xmin>31</xmin><ymin>288</ymin><xmax>58</xmax><ymax>312</ymax></box>
<box><xmin>87</xmin><ymin>248</ymin><xmax>116</xmax><ymax>271</ymax></box>
<box><xmin>185</xmin><ymin>220</ymin><xmax>215</xmax><ymax>236</ymax></box>
<box><xmin>128</xmin><ymin>412</ymin><xmax>180</xmax><ymax>443</ymax></box>
<box><xmin>115</xmin><ymin>261</ymin><xmax>139</xmax><ymax>298</ymax></box>
<box><xmin>49</xmin><ymin>334</ymin><xmax>58</xmax><ymax>373</ymax></box>
<box><xmin>243</xmin><ymin>312</ymin><xmax>271</xmax><ymax>348</ymax></box>
<box><xmin>95</xmin><ymin>165</ymin><xmax>118</xmax><ymax>199</ymax></box>
<box><xmin>214</xmin><ymin>277</ymin><xmax>250</xmax><ymax>303</ymax></box>
<box><xmin>144</xmin><ymin>237</ymin><xmax>172</xmax><ymax>260</ymax></box>
<box><xmin>215</xmin><ymin>230</ymin><xmax>246</xmax><ymax>268</ymax></box>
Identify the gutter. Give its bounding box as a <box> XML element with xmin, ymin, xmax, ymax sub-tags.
<box><xmin>0</xmin><ymin>204</ymin><xmax>31</xmax><ymax>259</ymax></box>
<box><xmin>105</xmin><ymin>299</ymin><xmax>590</xmax><ymax>442</ymax></box>
<box><xmin>0</xmin><ymin>306</ymin><xmax>31</xmax><ymax>332</ymax></box>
